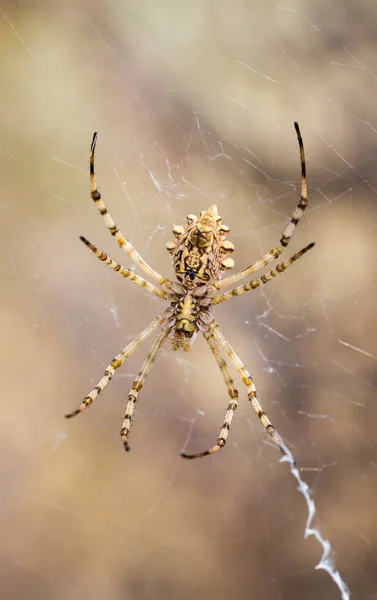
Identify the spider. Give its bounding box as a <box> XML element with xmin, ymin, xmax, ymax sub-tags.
<box><xmin>65</xmin><ymin>122</ymin><xmax>314</xmax><ymax>459</ymax></box>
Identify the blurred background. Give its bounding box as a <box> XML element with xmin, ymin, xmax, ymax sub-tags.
<box><xmin>0</xmin><ymin>1</ymin><xmax>376</xmax><ymax>598</ymax></box>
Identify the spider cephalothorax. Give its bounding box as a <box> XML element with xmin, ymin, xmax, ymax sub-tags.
<box><xmin>66</xmin><ymin>123</ymin><xmax>314</xmax><ymax>459</ymax></box>
<box><xmin>165</xmin><ymin>282</ymin><xmax>213</xmax><ymax>351</ymax></box>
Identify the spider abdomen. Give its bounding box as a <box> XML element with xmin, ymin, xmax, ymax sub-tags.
<box><xmin>165</xmin><ymin>205</ymin><xmax>235</xmax><ymax>286</ymax></box>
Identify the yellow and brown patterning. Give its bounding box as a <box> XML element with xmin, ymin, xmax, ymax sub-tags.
<box><xmin>165</xmin><ymin>205</ymin><xmax>235</xmax><ymax>286</ymax></box>
<box><xmin>66</xmin><ymin>123</ymin><xmax>314</xmax><ymax>460</ymax></box>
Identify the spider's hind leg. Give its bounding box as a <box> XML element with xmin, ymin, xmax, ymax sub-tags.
<box><xmin>79</xmin><ymin>235</ymin><xmax>167</xmax><ymax>299</ymax></box>
<box><xmin>89</xmin><ymin>132</ymin><xmax>171</xmax><ymax>290</ymax></box>
<box><xmin>215</xmin><ymin>121</ymin><xmax>309</xmax><ymax>291</ymax></box>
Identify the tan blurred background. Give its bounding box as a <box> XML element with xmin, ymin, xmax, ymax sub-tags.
<box><xmin>1</xmin><ymin>1</ymin><xmax>376</xmax><ymax>598</ymax></box>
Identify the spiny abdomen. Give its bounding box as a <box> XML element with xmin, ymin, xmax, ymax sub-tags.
<box><xmin>166</xmin><ymin>205</ymin><xmax>235</xmax><ymax>285</ymax></box>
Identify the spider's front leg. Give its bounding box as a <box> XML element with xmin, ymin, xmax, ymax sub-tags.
<box><xmin>181</xmin><ymin>330</ymin><xmax>239</xmax><ymax>459</ymax></box>
<box><xmin>212</xmin><ymin>323</ymin><xmax>288</xmax><ymax>456</ymax></box>
<box><xmin>65</xmin><ymin>309</ymin><xmax>170</xmax><ymax>419</ymax></box>
<box><xmin>120</xmin><ymin>327</ymin><xmax>171</xmax><ymax>452</ymax></box>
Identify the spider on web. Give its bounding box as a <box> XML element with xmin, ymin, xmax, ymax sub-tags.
<box><xmin>65</xmin><ymin>122</ymin><xmax>314</xmax><ymax>459</ymax></box>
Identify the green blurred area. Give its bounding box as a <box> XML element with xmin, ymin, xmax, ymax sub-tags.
<box><xmin>0</xmin><ymin>1</ymin><xmax>376</xmax><ymax>598</ymax></box>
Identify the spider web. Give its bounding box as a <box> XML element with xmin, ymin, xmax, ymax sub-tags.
<box><xmin>1</xmin><ymin>1</ymin><xmax>376</xmax><ymax>599</ymax></box>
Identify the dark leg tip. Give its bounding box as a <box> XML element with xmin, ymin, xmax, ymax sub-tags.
<box><xmin>90</xmin><ymin>132</ymin><xmax>98</xmax><ymax>152</ymax></box>
<box><xmin>65</xmin><ymin>410</ymin><xmax>80</xmax><ymax>419</ymax></box>
<box><xmin>180</xmin><ymin>452</ymin><xmax>189</xmax><ymax>459</ymax></box>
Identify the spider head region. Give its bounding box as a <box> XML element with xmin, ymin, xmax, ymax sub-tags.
<box><xmin>167</xmin><ymin>288</ymin><xmax>202</xmax><ymax>352</ymax></box>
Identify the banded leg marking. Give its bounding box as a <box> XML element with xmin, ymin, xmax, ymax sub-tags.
<box><xmin>120</xmin><ymin>327</ymin><xmax>170</xmax><ymax>451</ymax></box>
<box><xmin>181</xmin><ymin>331</ymin><xmax>239</xmax><ymax>459</ymax></box>
<box><xmin>65</xmin><ymin>309</ymin><xmax>169</xmax><ymax>418</ymax></box>
<box><xmin>211</xmin><ymin>322</ymin><xmax>286</xmax><ymax>456</ymax></box>
<box><xmin>80</xmin><ymin>236</ymin><xmax>167</xmax><ymax>299</ymax></box>
<box><xmin>215</xmin><ymin>122</ymin><xmax>309</xmax><ymax>290</ymax></box>
<box><xmin>211</xmin><ymin>242</ymin><xmax>315</xmax><ymax>305</ymax></box>
<box><xmin>89</xmin><ymin>133</ymin><xmax>171</xmax><ymax>289</ymax></box>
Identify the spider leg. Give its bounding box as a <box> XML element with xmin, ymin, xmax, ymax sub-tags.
<box><xmin>65</xmin><ymin>308</ymin><xmax>170</xmax><ymax>418</ymax></box>
<box><xmin>216</xmin><ymin>122</ymin><xmax>308</xmax><ymax>290</ymax></box>
<box><xmin>80</xmin><ymin>236</ymin><xmax>168</xmax><ymax>300</ymax></box>
<box><xmin>212</xmin><ymin>242</ymin><xmax>314</xmax><ymax>305</ymax></box>
<box><xmin>120</xmin><ymin>327</ymin><xmax>171</xmax><ymax>451</ymax></box>
<box><xmin>181</xmin><ymin>330</ymin><xmax>239</xmax><ymax>459</ymax></box>
<box><xmin>89</xmin><ymin>133</ymin><xmax>172</xmax><ymax>290</ymax></box>
<box><xmin>211</xmin><ymin>322</ymin><xmax>287</xmax><ymax>456</ymax></box>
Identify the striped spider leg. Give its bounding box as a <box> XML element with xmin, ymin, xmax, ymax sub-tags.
<box><xmin>88</xmin><ymin>132</ymin><xmax>172</xmax><ymax>292</ymax></box>
<box><xmin>79</xmin><ymin>235</ymin><xmax>168</xmax><ymax>300</ymax></box>
<box><xmin>214</xmin><ymin>122</ymin><xmax>308</xmax><ymax>292</ymax></box>
<box><xmin>212</xmin><ymin>322</ymin><xmax>287</xmax><ymax>455</ymax></box>
<box><xmin>181</xmin><ymin>321</ymin><xmax>286</xmax><ymax>459</ymax></box>
<box><xmin>212</xmin><ymin>323</ymin><xmax>286</xmax><ymax>454</ymax></box>
<box><xmin>65</xmin><ymin>308</ymin><xmax>172</xmax><ymax>419</ymax></box>
<box><xmin>66</xmin><ymin>123</ymin><xmax>313</xmax><ymax>458</ymax></box>
<box><xmin>177</xmin><ymin>123</ymin><xmax>313</xmax><ymax>459</ymax></box>
<box><xmin>120</xmin><ymin>327</ymin><xmax>171</xmax><ymax>452</ymax></box>
<box><xmin>182</xmin><ymin>248</ymin><xmax>315</xmax><ymax>458</ymax></box>
<box><xmin>211</xmin><ymin>242</ymin><xmax>314</xmax><ymax>306</ymax></box>
<box><xmin>181</xmin><ymin>329</ymin><xmax>239</xmax><ymax>458</ymax></box>
<box><xmin>181</xmin><ymin>238</ymin><xmax>314</xmax><ymax>458</ymax></box>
